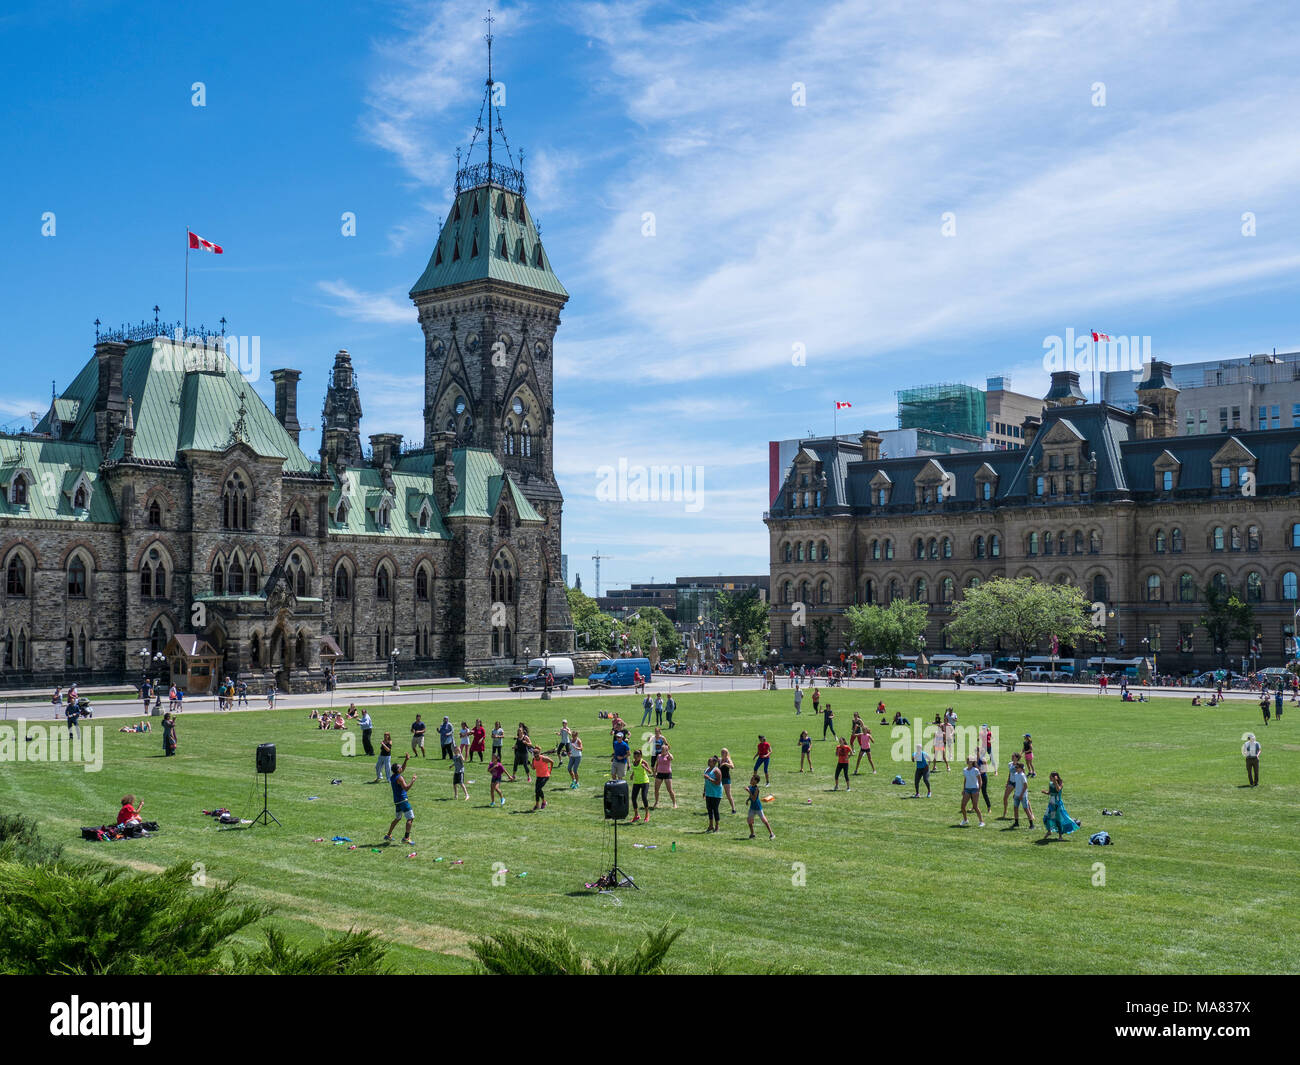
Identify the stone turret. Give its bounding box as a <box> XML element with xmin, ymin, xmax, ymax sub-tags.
<box><xmin>320</xmin><ymin>350</ymin><xmax>364</xmax><ymax>472</ymax></box>
<box><xmin>1136</xmin><ymin>360</ymin><xmax>1179</xmax><ymax>438</ymax></box>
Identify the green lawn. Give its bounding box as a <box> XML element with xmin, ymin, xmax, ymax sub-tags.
<box><xmin>1</xmin><ymin>688</ymin><xmax>1296</xmax><ymax>974</ymax></box>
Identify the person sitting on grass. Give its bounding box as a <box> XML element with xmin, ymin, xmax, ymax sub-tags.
<box><xmin>118</xmin><ymin>721</ymin><xmax>151</xmax><ymax>733</ymax></box>
<box><xmin>891</xmin><ymin>710</ymin><xmax>910</xmax><ymax>726</ymax></box>
<box><xmin>117</xmin><ymin>795</ymin><xmax>144</xmax><ymax>827</ymax></box>
<box><xmin>1191</xmin><ymin>694</ymin><xmax>1202</xmax><ymax>706</ymax></box>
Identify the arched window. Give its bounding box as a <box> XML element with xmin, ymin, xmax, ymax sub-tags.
<box><xmin>289</xmin><ymin>508</ymin><xmax>302</xmax><ymax>534</ymax></box>
<box><xmin>223</xmin><ymin>472</ymin><xmax>250</xmax><ymax>530</ymax></box>
<box><xmin>148</xmin><ymin>500</ymin><xmax>162</xmax><ymax>527</ymax></box>
<box><xmin>1171</xmin><ymin>527</ymin><xmax>1183</xmax><ymax>553</ymax></box>
<box><xmin>784</xmin><ymin>542</ymin><xmax>793</xmax><ymax>563</ymax></box>
<box><xmin>1230</xmin><ymin>526</ymin><xmax>1241</xmax><ymax>551</ymax></box>
<box><xmin>376</xmin><ymin>566</ymin><xmax>391</xmax><ymax>601</ymax></box>
<box><xmin>797</xmin><ymin>542</ymin><xmax>805</xmax><ymax>562</ymax></box>
<box><xmin>335</xmin><ymin>499</ymin><xmax>349</xmax><ymax>525</ymax></box>
<box><xmin>1248</xmin><ymin>525</ymin><xmax>1260</xmax><ymax>551</ymax></box>
<box><xmin>65</xmin><ymin>629</ymin><xmax>74</xmax><ymax>667</ymax></box>
<box><xmin>334</xmin><ymin>564</ymin><xmax>352</xmax><ymax>600</ymax></box>
<box><xmin>885</xmin><ymin>539</ymin><xmax>894</xmax><ymax>560</ymax></box>
<box><xmin>975</xmin><ymin>535</ymin><xmax>985</xmax><ymax>559</ymax></box>
<box><xmin>1246</xmin><ymin>572</ymin><xmax>1262</xmax><ymax>603</ymax></box>
<box><xmin>10</xmin><ymin>474</ymin><xmax>30</xmax><ymax>506</ymax></box>
<box><xmin>799</xmin><ymin>580</ymin><xmax>811</xmax><ymax>605</ymax></box>
<box><xmin>248</xmin><ymin>558</ymin><xmax>259</xmax><ymax>595</ymax></box>
<box><xmin>492</xmin><ymin>628</ymin><xmax>500</xmax><ymax>655</ymax></box>
<box><xmin>67</xmin><ymin>556</ymin><xmax>87</xmax><ymax>598</ymax></box>
<box><xmin>941</xmin><ymin>577</ymin><xmax>954</xmax><ymax>602</ymax></box>
<box><xmin>1092</xmin><ymin>574</ymin><xmax>1108</xmax><ymax>603</ymax></box>
<box><xmin>870</xmin><ymin>539</ymin><xmax>880</xmax><ymax>561</ymax></box>
<box><xmin>820</xmin><ymin>541</ymin><xmax>830</xmax><ymax>561</ymax></box>
<box><xmin>1284</xmin><ymin>572</ymin><xmax>1298</xmax><ymax>601</ymax></box>
<box><xmin>213</xmin><ymin>559</ymin><xmax>225</xmax><ymax>597</ymax></box>
<box><xmin>819</xmin><ymin>580</ymin><xmax>831</xmax><ymax>604</ymax></box>
<box><xmin>914</xmin><ymin>578</ymin><xmax>928</xmax><ymax>602</ymax></box>
<box><xmin>1074</xmin><ymin>530</ymin><xmax>1084</xmax><ymax>554</ymax></box>
<box><xmin>149</xmin><ymin>619</ymin><xmax>169</xmax><ymax>658</ymax></box>
<box><xmin>1028</xmin><ymin>532</ymin><xmax>1039</xmax><ymax>556</ymax></box>
<box><xmin>141</xmin><ymin>548</ymin><xmax>166</xmax><ymax>599</ymax></box>
<box><xmin>1043</xmin><ymin>530</ymin><xmax>1054</xmax><ymax>556</ymax></box>
<box><xmin>1211</xmin><ymin>572</ymin><xmax>1229</xmax><ymax>596</ymax></box>
<box><xmin>1212</xmin><ymin>527</ymin><xmax>1225</xmax><ymax>551</ymax></box>
<box><xmin>968</xmin><ymin>576</ymin><xmax>981</xmax><ymax>590</ymax></box>
<box><xmin>1179</xmin><ymin>573</ymin><xmax>1196</xmax><ymax>602</ymax></box>
<box><xmin>78</xmin><ymin>629</ymin><xmax>87</xmax><ymax>666</ymax></box>
<box><xmin>915</xmin><ymin>538</ymin><xmax>924</xmax><ymax>560</ymax></box>
<box><xmin>492</xmin><ymin>553</ymin><xmax>517</xmax><ymax>604</ymax></box>
<box><xmin>942</xmin><ymin>537</ymin><xmax>952</xmax><ymax>559</ymax></box>
<box><xmin>73</xmin><ymin>485</ymin><xmax>87</xmax><ymax>509</ymax></box>
<box><xmin>928</xmin><ymin>538</ymin><xmax>938</xmax><ymax>560</ymax></box>
<box><xmin>990</xmin><ymin>535</ymin><xmax>1001</xmax><ymax>558</ymax></box>
<box><xmin>229</xmin><ymin>555</ymin><xmax>245</xmax><ymax>596</ymax></box>
<box><xmin>782</xmin><ymin>581</ymin><xmax>792</xmax><ymax>604</ymax></box>
<box><xmin>1146</xmin><ymin>574</ymin><xmax>1162</xmax><ymax>602</ymax></box>
<box><xmin>6</xmin><ymin>555</ymin><xmax>27</xmax><ymax>597</ymax></box>
<box><xmin>498</xmin><ymin>508</ymin><xmax>511</xmax><ymax>537</ymax></box>
<box><xmin>888</xmin><ymin>579</ymin><xmax>900</xmax><ymax>603</ymax></box>
<box><xmin>1154</xmin><ymin>530</ymin><xmax>1166</xmax><ymax>553</ymax></box>
<box><xmin>1090</xmin><ymin>531</ymin><xmax>1102</xmax><ymax>554</ymax></box>
<box><xmin>1057</xmin><ymin>532</ymin><xmax>1067</xmax><ymax>555</ymax></box>
<box><xmin>250</xmin><ymin>632</ymin><xmax>262</xmax><ymax>667</ymax></box>
<box><xmin>864</xmin><ymin>579</ymin><xmax>875</xmax><ymax>604</ymax></box>
<box><xmin>416</xmin><ymin>566</ymin><xmax>429</xmax><ymax>602</ymax></box>
<box><xmin>1292</xmin><ymin>524</ymin><xmax>1300</xmax><ymax>549</ymax></box>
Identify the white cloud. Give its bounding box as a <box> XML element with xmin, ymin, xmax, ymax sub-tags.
<box><xmin>316</xmin><ymin>280</ymin><xmax>415</xmax><ymax>325</ymax></box>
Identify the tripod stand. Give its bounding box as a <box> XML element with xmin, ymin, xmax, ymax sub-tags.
<box><xmin>605</xmin><ymin>817</ymin><xmax>637</xmax><ymax>889</ymax></box>
<box><xmin>251</xmin><ymin>771</ymin><xmax>280</xmax><ymax>827</ymax></box>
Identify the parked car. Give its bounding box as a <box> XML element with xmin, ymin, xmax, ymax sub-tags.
<box><xmin>965</xmin><ymin>668</ymin><xmax>1019</xmax><ymax>687</ymax></box>
<box><xmin>508</xmin><ymin>656</ymin><xmax>576</xmax><ymax>692</ymax></box>
<box><xmin>1190</xmin><ymin>670</ymin><xmax>1245</xmax><ymax>688</ymax></box>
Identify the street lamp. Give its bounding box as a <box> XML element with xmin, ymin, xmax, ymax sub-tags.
<box><xmin>389</xmin><ymin>648</ymin><xmax>401</xmax><ymax>691</ymax></box>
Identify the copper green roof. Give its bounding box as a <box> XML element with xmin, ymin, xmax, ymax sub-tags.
<box><xmin>410</xmin><ymin>184</ymin><xmax>567</xmax><ymax>300</ymax></box>
<box><xmin>446</xmin><ymin>448</ymin><xmax>542</xmax><ymax>520</ymax></box>
<box><xmin>0</xmin><ymin>438</ymin><xmax>118</xmax><ymax>523</ymax></box>
<box><xmin>35</xmin><ymin>339</ymin><xmax>314</xmax><ymax>473</ymax></box>
<box><xmin>327</xmin><ymin>466</ymin><xmax>450</xmax><ymax>539</ymax></box>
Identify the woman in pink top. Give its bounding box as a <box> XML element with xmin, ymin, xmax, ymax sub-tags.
<box><xmin>652</xmin><ymin>742</ymin><xmax>677</xmax><ymax>809</ymax></box>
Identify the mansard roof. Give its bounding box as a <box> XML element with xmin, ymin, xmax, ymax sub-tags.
<box><xmin>0</xmin><ymin>437</ymin><xmax>118</xmax><ymax>523</ymax></box>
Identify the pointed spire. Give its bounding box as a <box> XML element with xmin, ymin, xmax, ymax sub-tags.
<box><xmin>124</xmin><ymin>395</ymin><xmax>135</xmax><ymax>432</ymax></box>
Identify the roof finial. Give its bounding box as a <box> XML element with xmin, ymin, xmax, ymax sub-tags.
<box><xmin>484</xmin><ymin>7</ymin><xmax>495</xmax><ymax>173</ymax></box>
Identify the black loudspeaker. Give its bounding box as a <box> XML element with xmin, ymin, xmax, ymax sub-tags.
<box><xmin>256</xmin><ymin>743</ymin><xmax>277</xmax><ymax>775</ymax></box>
<box><xmin>603</xmin><ymin>779</ymin><xmax>629</xmax><ymax>821</ymax></box>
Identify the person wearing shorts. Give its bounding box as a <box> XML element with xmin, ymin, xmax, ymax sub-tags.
<box><xmin>531</xmin><ymin>747</ymin><xmax>553</xmax><ymax>811</ymax></box>
<box><xmin>833</xmin><ymin>736</ymin><xmax>852</xmax><ymax>790</ymax></box>
<box><xmin>854</xmin><ymin>726</ymin><xmax>875</xmax><ymax>775</ymax></box>
<box><xmin>746</xmin><ymin>774</ymin><xmax>774</xmax><ymax>840</ymax></box>
<box><xmin>611</xmin><ymin>734</ymin><xmax>630</xmax><ymax>780</ymax></box>
<box><xmin>1002</xmin><ymin>753</ymin><xmax>1024</xmax><ymax>818</ymax></box>
<box><xmin>960</xmin><ymin>758</ymin><xmax>985</xmax><ymax>827</ymax></box>
<box><xmin>566</xmin><ymin>731</ymin><xmax>583</xmax><ymax>788</ymax></box>
<box><xmin>753</xmin><ymin>735</ymin><xmax>772</xmax><ymax>784</ymax></box>
<box><xmin>451</xmin><ymin>748</ymin><xmax>469</xmax><ymax>800</ymax></box>
<box><xmin>653</xmin><ymin>742</ymin><xmax>677</xmax><ymax>809</ymax></box>
<box><xmin>798</xmin><ymin>730</ymin><xmax>813</xmax><ymax>773</ymax></box>
<box><xmin>630</xmin><ymin>750</ymin><xmax>652</xmax><ymax>822</ymax></box>
<box><xmin>719</xmin><ymin>748</ymin><xmax>736</xmax><ymax>813</ymax></box>
<box><xmin>513</xmin><ymin>724</ymin><xmax>532</xmax><ymax>781</ymax></box>
<box><xmin>703</xmin><ymin>757</ymin><xmax>724</xmax><ymax>832</ymax></box>
<box><xmin>385</xmin><ymin>754</ymin><xmax>417</xmax><ymax>845</ymax></box>
<box><xmin>932</xmin><ymin>714</ymin><xmax>949</xmax><ymax>771</ymax></box>
<box><xmin>411</xmin><ymin>715</ymin><xmax>427</xmax><ymax>756</ymax></box>
<box><xmin>1010</xmin><ymin>764</ymin><xmax>1034</xmax><ymax>828</ymax></box>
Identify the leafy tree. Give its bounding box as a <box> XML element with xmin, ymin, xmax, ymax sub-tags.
<box><xmin>945</xmin><ymin>577</ymin><xmax>1096</xmax><ymax>667</ymax></box>
<box><xmin>843</xmin><ymin>599</ymin><xmax>929</xmax><ymax>667</ymax></box>
<box><xmin>811</xmin><ymin>616</ymin><xmax>834</xmax><ymax>660</ymax></box>
<box><xmin>717</xmin><ymin>588</ymin><xmax>770</xmax><ymax>649</ymax></box>
<box><xmin>1198</xmin><ymin>583</ymin><xmax>1254</xmax><ymax>667</ymax></box>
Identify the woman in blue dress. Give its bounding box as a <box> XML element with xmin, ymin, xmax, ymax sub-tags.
<box><xmin>1041</xmin><ymin>771</ymin><xmax>1080</xmax><ymax>839</ymax></box>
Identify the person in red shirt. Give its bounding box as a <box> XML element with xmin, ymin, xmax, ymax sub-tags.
<box><xmin>531</xmin><ymin>746</ymin><xmax>554</xmax><ymax>811</ymax></box>
<box><xmin>117</xmin><ymin>795</ymin><xmax>143</xmax><ymax>826</ymax></box>
<box><xmin>753</xmin><ymin>735</ymin><xmax>772</xmax><ymax>784</ymax></box>
<box><xmin>834</xmin><ymin>737</ymin><xmax>853</xmax><ymax>790</ymax></box>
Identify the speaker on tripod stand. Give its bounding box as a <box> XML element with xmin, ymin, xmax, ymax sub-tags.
<box><xmin>251</xmin><ymin>743</ymin><xmax>280</xmax><ymax>827</ymax></box>
<box><xmin>601</xmin><ymin>780</ymin><xmax>636</xmax><ymax>889</ymax></box>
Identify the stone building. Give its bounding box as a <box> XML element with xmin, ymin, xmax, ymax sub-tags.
<box><xmin>0</xmin><ymin>91</ymin><xmax>572</xmax><ymax>689</ymax></box>
<box><xmin>767</xmin><ymin>366</ymin><xmax>1300</xmax><ymax>673</ymax></box>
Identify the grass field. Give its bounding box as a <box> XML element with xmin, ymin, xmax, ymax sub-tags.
<box><xmin>1</xmin><ymin>687</ymin><xmax>1296</xmax><ymax>974</ymax></box>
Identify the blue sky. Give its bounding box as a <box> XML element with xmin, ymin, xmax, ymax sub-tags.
<box><xmin>3</xmin><ymin>0</ymin><xmax>1300</xmax><ymax>592</ymax></box>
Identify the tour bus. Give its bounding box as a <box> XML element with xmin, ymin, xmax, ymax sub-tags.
<box><xmin>587</xmin><ymin>657</ymin><xmax>652</xmax><ymax>688</ymax></box>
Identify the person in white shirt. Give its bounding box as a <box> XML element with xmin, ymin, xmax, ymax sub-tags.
<box><xmin>793</xmin><ymin>687</ymin><xmax>803</xmax><ymax>715</ymax></box>
<box><xmin>1242</xmin><ymin>733</ymin><xmax>1261</xmax><ymax>787</ymax></box>
<box><xmin>959</xmin><ymin>757</ymin><xmax>985</xmax><ymax>827</ymax></box>
<box><xmin>1010</xmin><ymin>765</ymin><xmax>1034</xmax><ymax>829</ymax></box>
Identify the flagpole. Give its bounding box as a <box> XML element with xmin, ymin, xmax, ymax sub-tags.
<box><xmin>1092</xmin><ymin>331</ymin><xmax>1098</xmax><ymax>404</ymax></box>
<box><xmin>184</xmin><ymin>226</ymin><xmax>190</xmax><ymax>344</ymax></box>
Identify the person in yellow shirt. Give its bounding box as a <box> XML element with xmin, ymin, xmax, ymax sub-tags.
<box><xmin>629</xmin><ymin>749</ymin><xmax>652</xmax><ymax>823</ymax></box>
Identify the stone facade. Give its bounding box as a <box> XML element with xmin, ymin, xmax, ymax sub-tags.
<box><xmin>768</xmin><ymin>367</ymin><xmax>1300</xmax><ymax>673</ymax></box>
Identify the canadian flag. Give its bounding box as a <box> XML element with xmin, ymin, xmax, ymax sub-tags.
<box><xmin>188</xmin><ymin>230</ymin><xmax>223</xmax><ymax>254</ymax></box>
<box><xmin>835</xmin><ymin>401</ymin><xmax>852</xmax><ymax>410</ymax></box>
<box><xmin>1091</xmin><ymin>330</ymin><xmax>1111</xmax><ymax>342</ymax></box>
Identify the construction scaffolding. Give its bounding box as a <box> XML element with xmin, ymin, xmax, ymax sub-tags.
<box><xmin>896</xmin><ymin>382</ymin><xmax>986</xmax><ymax>439</ymax></box>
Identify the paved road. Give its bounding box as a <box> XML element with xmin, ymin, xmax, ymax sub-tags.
<box><xmin>1</xmin><ymin>674</ymin><xmax>1284</xmax><ymax>722</ymax></box>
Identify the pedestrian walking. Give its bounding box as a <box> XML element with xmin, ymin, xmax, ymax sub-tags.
<box><xmin>1010</xmin><ymin>762</ymin><xmax>1034</xmax><ymax>829</ymax></box>
<box><xmin>1041</xmin><ymin>772</ymin><xmax>1080</xmax><ymax>839</ymax></box>
<box><xmin>1243</xmin><ymin>733</ymin><xmax>1261</xmax><ymax>786</ymax></box>
<box><xmin>959</xmin><ymin>758</ymin><xmax>985</xmax><ymax>827</ymax></box>
<box><xmin>359</xmin><ymin>708</ymin><xmax>374</xmax><ymax>756</ymax></box>
<box><xmin>794</xmin><ymin>687</ymin><xmax>803</xmax><ymax>716</ymax></box>
<box><xmin>912</xmin><ymin>743</ymin><xmax>931</xmax><ymax>798</ymax></box>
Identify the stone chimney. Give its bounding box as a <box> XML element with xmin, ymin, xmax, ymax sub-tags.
<box><xmin>1044</xmin><ymin>370</ymin><xmax>1087</xmax><ymax>408</ymax></box>
<box><xmin>859</xmin><ymin>430</ymin><xmax>882</xmax><ymax>462</ymax></box>
<box><xmin>271</xmin><ymin>368</ymin><xmax>302</xmax><ymax>443</ymax></box>
<box><xmin>1134</xmin><ymin>404</ymin><xmax>1155</xmax><ymax>440</ymax></box>
<box><xmin>93</xmin><ymin>340</ymin><xmax>128</xmax><ymax>453</ymax></box>
<box><xmin>1136</xmin><ymin>359</ymin><xmax>1179</xmax><ymax>438</ymax></box>
<box><xmin>431</xmin><ymin>429</ymin><xmax>458</xmax><ymax>511</ymax></box>
<box><xmin>1021</xmin><ymin>414</ymin><xmax>1042</xmax><ymax>449</ymax></box>
<box><xmin>369</xmin><ymin>432</ymin><xmax>403</xmax><ymax>470</ymax></box>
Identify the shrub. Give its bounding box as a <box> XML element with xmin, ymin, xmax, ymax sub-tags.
<box><xmin>471</xmin><ymin>922</ymin><xmax>682</xmax><ymax>975</ymax></box>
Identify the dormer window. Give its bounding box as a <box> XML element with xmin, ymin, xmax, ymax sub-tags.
<box><xmin>377</xmin><ymin>503</ymin><xmax>392</xmax><ymax>529</ymax></box>
<box><xmin>10</xmin><ymin>473</ymin><xmax>29</xmax><ymax>507</ymax></box>
<box><xmin>73</xmin><ymin>485</ymin><xmax>87</xmax><ymax>510</ymax></box>
<box><xmin>335</xmin><ymin>499</ymin><xmax>349</xmax><ymax>524</ymax></box>
<box><xmin>418</xmin><ymin>503</ymin><xmax>432</xmax><ymax>531</ymax></box>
